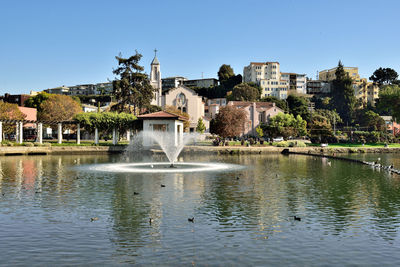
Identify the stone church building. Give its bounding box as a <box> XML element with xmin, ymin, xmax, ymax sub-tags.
<box><xmin>150</xmin><ymin>52</ymin><xmax>208</xmax><ymax>132</ymax></box>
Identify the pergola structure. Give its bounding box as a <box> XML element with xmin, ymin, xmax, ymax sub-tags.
<box><xmin>0</xmin><ymin>119</ymin><xmax>124</xmax><ymax>145</ymax></box>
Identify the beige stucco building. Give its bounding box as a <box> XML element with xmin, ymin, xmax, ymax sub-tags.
<box><xmin>243</xmin><ymin>62</ymin><xmax>306</xmax><ymax>99</ymax></box>
<box><xmin>227</xmin><ymin>101</ymin><xmax>284</xmax><ymax>136</ymax></box>
<box><xmin>319</xmin><ymin>66</ymin><xmax>379</xmax><ymax>106</ymax></box>
<box><xmin>319</xmin><ymin>66</ymin><xmax>360</xmax><ymax>82</ymax></box>
<box><xmin>353</xmin><ymin>79</ymin><xmax>379</xmax><ymax>107</ymax></box>
<box><xmin>161</xmin><ymin>86</ymin><xmax>207</xmax><ymax>132</ymax></box>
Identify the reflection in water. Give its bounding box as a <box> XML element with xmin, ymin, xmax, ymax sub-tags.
<box><xmin>0</xmin><ymin>154</ymin><xmax>400</xmax><ymax>265</ymax></box>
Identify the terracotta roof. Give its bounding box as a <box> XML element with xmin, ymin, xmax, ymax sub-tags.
<box><xmin>137</xmin><ymin>111</ymin><xmax>188</xmax><ymax>121</ymax></box>
<box><xmin>18</xmin><ymin>107</ymin><xmax>37</xmax><ymax>121</ymax></box>
<box><xmin>228</xmin><ymin>101</ymin><xmax>281</xmax><ymax>110</ymax></box>
<box><xmin>250</xmin><ymin>62</ymin><xmax>280</xmax><ymax>65</ymax></box>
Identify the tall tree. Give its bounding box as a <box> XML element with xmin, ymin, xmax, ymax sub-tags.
<box><xmin>314</xmin><ymin>109</ymin><xmax>342</xmax><ymax>127</ymax></box>
<box><xmin>0</xmin><ymin>102</ymin><xmax>26</xmax><ymax>135</ymax></box>
<box><xmin>210</xmin><ymin>105</ymin><xmax>246</xmax><ymax>138</ymax></box>
<box><xmin>217</xmin><ymin>64</ymin><xmax>242</xmax><ymax>93</ymax></box>
<box><xmin>112</xmin><ymin>51</ymin><xmax>156</xmax><ymax>113</ymax></box>
<box><xmin>230</xmin><ymin>83</ymin><xmax>260</xmax><ymax>101</ymax></box>
<box><xmin>39</xmin><ymin>95</ymin><xmax>82</xmax><ymax>121</ymax></box>
<box><xmin>217</xmin><ymin>64</ymin><xmax>235</xmax><ymax>85</ymax></box>
<box><xmin>330</xmin><ymin>61</ymin><xmax>356</xmax><ymax>124</ymax></box>
<box><xmin>286</xmin><ymin>95</ymin><xmax>311</xmax><ymax>122</ymax></box>
<box><xmin>375</xmin><ymin>85</ymin><xmax>400</xmax><ymax>120</ymax></box>
<box><xmin>261</xmin><ymin>113</ymin><xmax>307</xmax><ymax>139</ymax></box>
<box><xmin>369</xmin><ymin>67</ymin><xmax>398</xmax><ymax>85</ymax></box>
<box><xmin>24</xmin><ymin>92</ymin><xmax>51</xmax><ymax>112</ymax></box>
<box><xmin>196</xmin><ymin>117</ymin><xmax>206</xmax><ymax>133</ymax></box>
<box><xmin>260</xmin><ymin>96</ymin><xmax>289</xmax><ymax>112</ymax></box>
<box><xmin>223</xmin><ymin>74</ymin><xmax>242</xmax><ymax>92</ymax></box>
<box><xmin>309</xmin><ymin>114</ymin><xmax>335</xmax><ymax>143</ymax></box>
<box><xmin>355</xmin><ymin>110</ymin><xmax>386</xmax><ymax>132</ymax></box>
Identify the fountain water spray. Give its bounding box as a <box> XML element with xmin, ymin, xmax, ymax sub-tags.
<box><xmin>126</xmin><ymin>130</ymin><xmax>200</xmax><ymax>166</ymax></box>
<box><xmin>81</xmin><ymin>131</ymin><xmax>244</xmax><ymax>174</ymax></box>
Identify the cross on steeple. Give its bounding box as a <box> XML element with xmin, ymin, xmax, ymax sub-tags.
<box><xmin>154</xmin><ymin>48</ymin><xmax>158</xmax><ymax>57</ymax></box>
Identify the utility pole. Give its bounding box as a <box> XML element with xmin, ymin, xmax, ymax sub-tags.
<box><xmin>333</xmin><ymin>115</ymin><xmax>336</xmax><ymax>136</ymax></box>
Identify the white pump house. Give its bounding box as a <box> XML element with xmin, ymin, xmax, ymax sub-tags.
<box><xmin>137</xmin><ymin>111</ymin><xmax>186</xmax><ymax>147</ymax></box>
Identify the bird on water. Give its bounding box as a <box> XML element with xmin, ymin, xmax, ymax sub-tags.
<box><xmin>188</xmin><ymin>217</ymin><xmax>195</xmax><ymax>222</ymax></box>
<box><xmin>294</xmin><ymin>216</ymin><xmax>301</xmax><ymax>221</ymax></box>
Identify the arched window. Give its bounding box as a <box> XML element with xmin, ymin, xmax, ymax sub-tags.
<box><xmin>176</xmin><ymin>93</ymin><xmax>187</xmax><ymax>113</ymax></box>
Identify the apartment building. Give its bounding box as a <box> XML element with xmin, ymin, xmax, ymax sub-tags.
<box><xmin>44</xmin><ymin>82</ymin><xmax>113</xmax><ymax>96</ymax></box>
<box><xmin>44</xmin><ymin>86</ymin><xmax>69</xmax><ymax>95</ymax></box>
<box><xmin>243</xmin><ymin>62</ymin><xmax>306</xmax><ymax>100</ymax></box>
<box><xmin>319</xmin><ymin>66</ymin><xmax>379</xmax><ymax>106</ymax></box>
<box><xmin>68</xmin><ymin>84</ymin><xmax>96</xmax><ymax>95</ymax></box>
<box><xmin>319</xmin><ymin>67</ymin><xmax>360</xmax><ymax>82</ymax></box>
<box><xmin>162</xmin><ymin>77</ymin><xmax>187</xmax><ymax>91</ymax></box>
<box><xmin>183</xmin><ymin>78</ymin><xmax>218</xmax><ymax>88</ymax></box>
<box><xmin>94</xmin><ymin>82</ymin><xmax>113</xmax><ymax>95</ymax></box>
<box><xmin>281</xmin><ymin>73</ymin><xmax>307</xmax><ymax>95</ymax></box>
<box><xmin>0</xmin><ymin>93</ymin><xmax>32</xmax><ymax>106</ymax></box>
<box><xmin>353</xmin><ymin>78</ymin><xmax>379</xmax><ymax>107</ymax></box>
<box><xmin>306</xmin><ymin>80</ymin><xmax>331</xmax><ymax>95</ymax></box>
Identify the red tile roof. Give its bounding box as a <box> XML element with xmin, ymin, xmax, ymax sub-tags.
<box><xmin>18</xmin><ymin>107</ymin><xmax>37</xmax><ymax>121</ymax></box>
<box><xmin>228</xmin><ymin>101</ymin><xmax>283</xmax><ymax>112</ymax></box>
<box><xmin>250</xmin><ymin>62</ymin><xmax>280</xmax><ymax>65</ymax></box>
<box><xmin>137</xmin><ymin>111</ymin><xmax>188</xmax><ymax>121</ymax></box>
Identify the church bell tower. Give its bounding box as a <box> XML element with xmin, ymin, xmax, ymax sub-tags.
<box><xmin>150</xmin><ymin>49</ymin><xmax>162</xmax><ymax>106</ymax></box>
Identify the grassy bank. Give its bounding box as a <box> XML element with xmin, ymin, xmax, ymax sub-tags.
<box><xmin>1</xmin><ymin>140</ymin><xmax>129</xmax><ymax>147</ymax></box>
<box><xmin>306</xmin><ymin>143</ymin><xmax>400</xmax><ymax>148</ymax></box>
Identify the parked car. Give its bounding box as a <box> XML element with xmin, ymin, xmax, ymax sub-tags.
<box><xmin>273</xmin><ymin>137</ymin><xmax>284</xmax><ymax>142</ymax></box>
<box><xmin>25</xmin><ymin>135</ymin><xmax>37</xmax><ymax>141</ymax></box>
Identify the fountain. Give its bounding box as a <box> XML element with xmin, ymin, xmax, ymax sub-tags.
<box><xmin>137</xmin><ymin>130</ymin><xmax>197</xmax><ymax>167</ymax></box>
<box><xmin>82</xmin><ymin>130</ymin><xmax>243</xmax><ymax>174</ymax></box>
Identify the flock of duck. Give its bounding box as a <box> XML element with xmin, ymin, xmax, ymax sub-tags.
<box><xmin>90</xmin><ymin>183</ymin><xmax>196</xmax><ymax>224</ymax></box>
<box><xmin>362</xmin><ymin>158</ymin><xmax>400</xmax><ymax>174</ymax></box>
<box><xmin>89</xmin><ymin>176</ymin><xmax>303</xmax><ymax>224</ymax></box>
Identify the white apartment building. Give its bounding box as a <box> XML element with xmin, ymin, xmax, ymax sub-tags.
<box><xmin>280</xmin><ymin>73</ymin><xmax>307</xmax><ymax>95</ymax></box>
<box><xmin>243</xmin><ymin>62</ymin><xmax>306</xmax><ymax>99</ymax></box>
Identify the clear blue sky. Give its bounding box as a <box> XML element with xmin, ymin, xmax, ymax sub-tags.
<box><xmin>1</xmin><ymin>0</ymin><xmax>399</xmax><ymax>94</ymax></box>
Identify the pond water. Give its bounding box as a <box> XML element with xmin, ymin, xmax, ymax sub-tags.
<box><xmin>1</xmin><ymin>153</ymin><xmax>400</xmax><ymax>265</ymax></box>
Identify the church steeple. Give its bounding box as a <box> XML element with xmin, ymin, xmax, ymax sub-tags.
<box><xmin>150</xmin><ymin>49</ymin><xmax>162</xmax><ymax>106</ymax></box>
<box><xmin>151</xmin><ymin>49</ymin><xmax>160</xmax><ymax>65</ymax></box>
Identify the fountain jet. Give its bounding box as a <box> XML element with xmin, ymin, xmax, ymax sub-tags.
<box><xmin>126</xmin><ymin>130</ymin><xmax>200</xmax><ymax>166</ymax></box>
